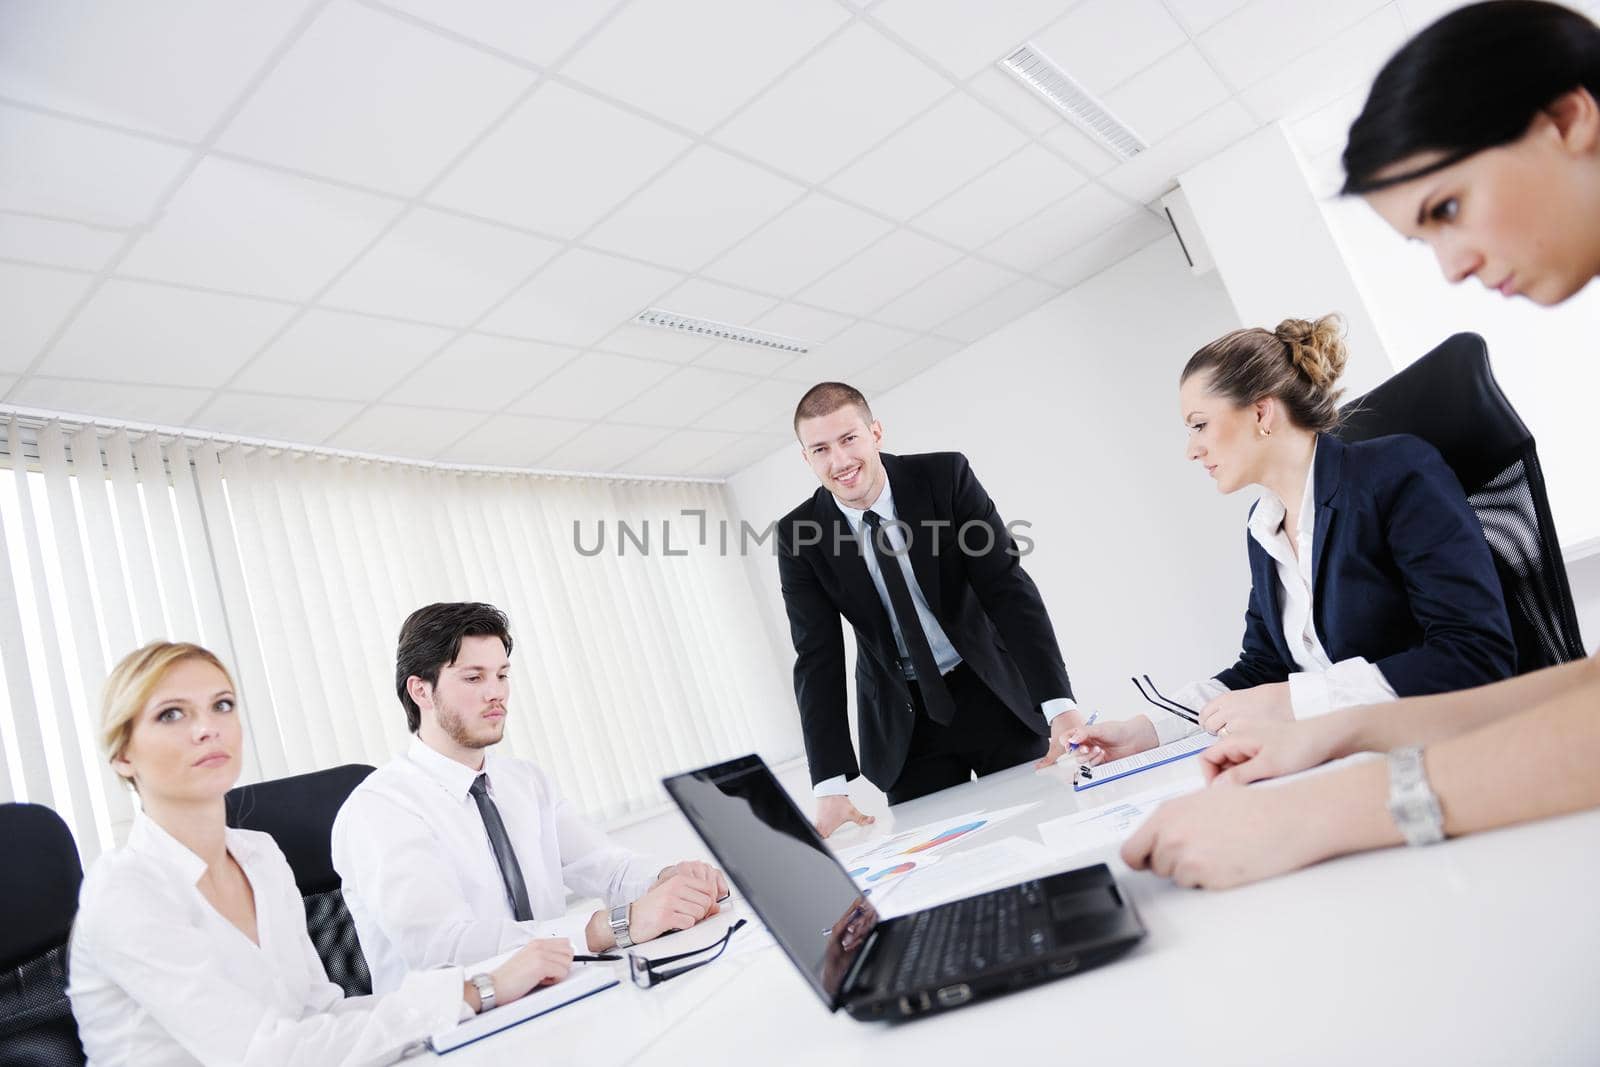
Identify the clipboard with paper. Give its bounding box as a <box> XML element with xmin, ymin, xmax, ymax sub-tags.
<box><xmin>1073</xmin><ymin>732</ymin><xmax>1215</xmax><ymax>791</ymax></box>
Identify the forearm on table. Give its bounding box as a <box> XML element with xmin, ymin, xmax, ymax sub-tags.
<box><xmin>1427</xmin><ymin>671</ymin><xmax>1600</xmax><ymax>836</ymax></box>
<box><xmin>1305</xmin><ymin>663</ymin><xmax>1600</xmax><ymax>863</ymax></box>
<box><xmin>1337</xmin><ymin>655</ymin><xmax>1599</xmax><ymax>755</ymax></box>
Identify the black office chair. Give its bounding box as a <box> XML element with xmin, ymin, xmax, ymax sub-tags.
<box><xmin>0</xmin><ymin>803</ymin><xmax>87</xmax><ymax>1067</ymax></box>
<box><xmin>1337</xmin><ymin>332</ymin><xmax>1586</xmax><ymax>672</ymax></box>
<box><xmin>225</xmin><ymin>764</ymin><xmax>376</xmax><ymax>997</ymax></box>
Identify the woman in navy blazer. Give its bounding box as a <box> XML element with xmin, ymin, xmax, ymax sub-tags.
<box><xmin>1072</xmin><ymin>314</ymin><xmax>1515</xmax><ymax>762</ymax></box>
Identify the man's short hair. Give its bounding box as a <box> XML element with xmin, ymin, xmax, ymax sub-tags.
<box><xmin>395</xmin><ymin>602</ymin><xmax>514</xmax><ymax>733</ymax></box>
<box><xmin>793</xmin><ymin>382</ymin><xmax>873</xmax><ymax>437</ymax></box>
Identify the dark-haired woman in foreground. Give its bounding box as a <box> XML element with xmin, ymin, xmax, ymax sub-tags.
<box><xmin>1123</xmin><ymin>0</ymin><xmax>1600</xmax><ymax>888</ymax></box>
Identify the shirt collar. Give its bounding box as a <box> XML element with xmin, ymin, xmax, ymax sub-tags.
<box><xmin>406</xmin><ymin>734</ymin><xmax>490</xmax><ymax>802</ymax></box>
<box><xmin>1248</xmin><ymin>438</ymin><xmax>1319</xmax><ymax>545</ymax></box>
<box><xmin>126</xmin><ymin>807</ymin><xmax>258</xmax><ymax>887</ymax></box>
<box><xmin>834</xmin><ymin>475</ymin><xmax>895</xmax><ymax>531</ymax></box>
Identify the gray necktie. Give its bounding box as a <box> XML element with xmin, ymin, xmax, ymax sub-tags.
<box><xmin>862</xmin><ymin>510</ymin><xmax>956</xmax><ymax>724</ymax></box>
<box><xmin>469</xmin><ymin>773</ymin><xmax>533</xmax><ymax>922</ymax></box>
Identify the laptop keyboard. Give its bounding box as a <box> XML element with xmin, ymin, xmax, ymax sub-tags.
<box><xmin>888</xmin><ymin>880</ymin><xmax>1054</xmax><ymax>995</ymax></box>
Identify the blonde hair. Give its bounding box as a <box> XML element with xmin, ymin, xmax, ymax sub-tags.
<box><xmin>100</xmin><ymin>642</ymin><xmax>235</xmax><ymax>781</ymax></box>
<box><xmin>1180</xmin><ymin>313</ymin><xmax>1350</xmax><ymax>432</ymax></box>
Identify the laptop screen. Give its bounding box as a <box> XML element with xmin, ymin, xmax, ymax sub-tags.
<box><xmin>663</xmin><ymin>756</ymin><xmax>878</xmax><ymax>1009</ymax></box>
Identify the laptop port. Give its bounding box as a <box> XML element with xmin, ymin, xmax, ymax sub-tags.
<box><xmin>899</xmin><ymin>992</ymin><xmax>932</xmax><ymax>1015</ymax></box>
<box><xmin>936</xmin><ymin>984</ymin><xmax>972</xmax><ymax>1007</ymax></box>
<box><xmin>1048</xmin><ymin>957</ymin><xmax>1079</xmax><ymax>976</ymax></box>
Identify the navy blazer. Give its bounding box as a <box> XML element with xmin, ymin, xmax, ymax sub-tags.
<box><xmin>1215</xmin><ymin>433</ymin><xmax>1515</xmax><ymax>697</ymax></box>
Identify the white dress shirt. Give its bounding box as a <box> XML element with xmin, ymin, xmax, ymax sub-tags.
<box><xmin>817</xmin><ymin>476</ymin><xmax>1077</xmax><ymax>796</ymax></box>
<box><xmin>333</xmin><ymin>737</ymin><xmax>660</xmax><ymax>994</ymax></box>
<box><xmin>68</xmin><ymin>810</ymin><xmax>464</xmax><ymax>1067</ymax></box>
<box><xmin>1152</xmin><ymin>446</ymin><xmax>1397</xmax><ymax>746</ymax></box>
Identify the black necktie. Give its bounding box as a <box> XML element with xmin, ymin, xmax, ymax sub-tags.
<box><xmin>862</xmin><ymin>510</ymin><xmax>956</xmax><ymax>725</ymax></box>
<box><xmin>469</xmin><ymin>773</ymin><xmax>533</xmax><ymax>922</ymax></box>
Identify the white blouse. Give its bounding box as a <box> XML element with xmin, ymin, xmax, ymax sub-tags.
<box><xmin>1153</xmin><ymin>448</ymin><xmax>1397</xmax><ymax>747</ymax></box>
<box><xmin>69</xmin><ymin>811</ymin><xmax>466</xmax><ymax>1067</ymax></box>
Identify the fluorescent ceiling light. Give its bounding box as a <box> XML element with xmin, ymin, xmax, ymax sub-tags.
<box><xmin>999</xmin><ymin>43</ymin><xmax>1147</xmax><ymax>160</ymax></box>
<box><xmin>635</xmin><ymin>308</ymin><xmax>810</xmax><ymax>354</ymax></box>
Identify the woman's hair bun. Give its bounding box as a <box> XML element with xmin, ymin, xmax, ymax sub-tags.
<box><xmin>1274</xmin><ymin>313</ymin><xmax>1347</xmax><ymax>394</ymax></box>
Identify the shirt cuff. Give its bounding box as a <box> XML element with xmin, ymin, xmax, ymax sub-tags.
<box><xmin>1041</xmin><ymin>698</ymin><xmax>1078</xmax><ymax>724</ymax></box>
<box><xmin>1292</xmin><ymin>657</ymin><xmax>1398</xmax><ymax>717</ymax></box>
<box><xmin>394</xmin><ymin>965</ymin><xmax>470</xmax><ymax>1038</ymax></box>
<box><xmin>1151</xmin><ymin>678</ymin><xmax>1226</xmax><ymax>746</ymax></box>
<box><xmin>1286</xmin><ymin>670</ymin><xmax>1332</xmax><ymax>719</ymax></box>
<box><xmin>522</xmin><ymin>911</ymin><xmax>594</xmax><ymax>954</ymax></box>
<box><xmin>812</xmin><ymin>774</ymin><xmax>850</xmax><ymax>798</ymax></box>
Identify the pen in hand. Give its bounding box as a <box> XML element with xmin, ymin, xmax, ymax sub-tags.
<box><xmin>1067</xmin><ymin>711</ymin><xmax>1099</xmax><ymax>753</ymax></box>
<box><xmin>574</xmin><ymin>953</ymin><xmax>622</xmax><ymax>963</ymax></box>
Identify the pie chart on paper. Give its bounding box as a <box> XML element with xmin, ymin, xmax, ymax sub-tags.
<box><xmin>867</xmin><ymin>861</ymin><xmax>917</xmax><ymax>882</ymax></box>
<box><xmin>900</xmin><ymin>820</ymin><xmax>987</xmax><ymax>854</ymax></box>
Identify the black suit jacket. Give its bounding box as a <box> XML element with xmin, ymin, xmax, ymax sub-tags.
<box><xmin>776</xmin><ymin>452</ymin><xmax>1074</xmax><ymax>790</ymax></box>
<box><xmin>1215</xmin><ymin>433</ymin><xmax>1516</xmax><ymax>695</ymax></box>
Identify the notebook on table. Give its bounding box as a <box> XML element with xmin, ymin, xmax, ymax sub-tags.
<box><xmin>429</xmin><ymin>968</ymin><xmax>617</xmax><ymax>1054</ymax></box>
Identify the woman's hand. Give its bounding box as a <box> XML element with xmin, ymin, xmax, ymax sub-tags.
<box><xmin>1199</xmin><ymin>682</ymin><xmax>1293</xmax><ymax>735</ymax></box>
<box><xmin>479</xmin><ymin>939</ymin><xmax>575</xmax><ymax>1009</ymax></box>
<box><xmin>1044</xmin><ymin>716</ymin><xmax>1160</xmax><ymax>768</ymax></box>
<box><xmin>1200</xmin><ymin>715</ymin><xmax>1353</xmax><ymax>785</ymax></box>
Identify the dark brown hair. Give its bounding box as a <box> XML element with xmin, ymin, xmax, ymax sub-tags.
<box><xmin>1180</xmin><ymin>314</ymin><xmax>1349</xmax><ymax>433</ymax></box>
<box><xmin>1343</xmin><ymin>1</ymin><xmax>1600</xmax><ymax>194</ymax></box>
<box><xmin>793</xmin><ymin>382</ymin><xmax>873</xmax><ymax>437</ymax></box>
<box><xmin>395</xmin><ymin>602</ymin><xmax>513</xmax><ymax>733</ymax></box>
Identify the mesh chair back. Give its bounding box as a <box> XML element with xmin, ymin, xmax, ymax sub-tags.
<box><xmin>0</xmin><ymin>803</ymin><xmax>87</xmax><ymax>1067</ymax></box>
<box><xmin>1337</xmin><ymin>333</ymin><xmax>1585</xmax><ymax>672</ymax></box>
<box><xmin>226</xmin><ymin>764</ymin><xmax>376</xmax><ymax>997</ymax></box>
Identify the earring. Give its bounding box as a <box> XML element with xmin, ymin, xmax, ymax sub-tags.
<box><xmin>1259</xmin><ymin>427</ymin><xmax>1272</xmax><ymax>437</ymax></box>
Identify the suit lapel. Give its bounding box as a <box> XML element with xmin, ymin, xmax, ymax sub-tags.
<box><xmin>813</xmin><ymin>489</ymin><xmax>881</xmax><ymax>625</ymax></box>
<box><xmin>1246</xmin><ymin>500</ymin><xmax>1288</xmax><ymax>654</ymax></box>
<box><xmin>1310</xmin><ymin>434</ymin><xmax>1343</xmax><ymax>595</ymax></box>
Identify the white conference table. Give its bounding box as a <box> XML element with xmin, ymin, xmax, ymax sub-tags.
<box><xmin>427</xmin><ymin>755</ymin><xmax>1600</xmax><ymax>1067</ymax></box>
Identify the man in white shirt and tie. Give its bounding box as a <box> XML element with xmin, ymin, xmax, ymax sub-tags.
<box><xmin>332</xmin><ymin>601</ymin><xmax>727</xmax><ymax>994</ymax></box>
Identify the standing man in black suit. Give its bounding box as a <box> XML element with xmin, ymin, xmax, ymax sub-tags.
<box><xmin>777</xmin><ymin>382</ymin><xmax>1085</xmax><ymax>837</ymax></box>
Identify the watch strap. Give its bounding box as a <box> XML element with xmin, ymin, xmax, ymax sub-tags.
<box><xmin>1387</xmin><ymin>745</ymin><xmax>1445</xmax><ymax>847</ymax></box>
<box><xmin>609</xmin><ymin>903</ymin><xmax>634</xmax><ymax>949</ymax></box>
<box><xmin>469</xmin><ymin>971</ymin><xmax>495</xmax><ymax>1013</ymax></box>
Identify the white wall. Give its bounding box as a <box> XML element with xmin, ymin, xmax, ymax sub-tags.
<box><xmin>724</xmin><ymin>235</ymin><xmax>1254</xmax><ymax>789</ymax></box>
<box><xmin>1179</xmin><ymin>123</ymin><xmax>1394</xmax><ymax>398</ymax></box>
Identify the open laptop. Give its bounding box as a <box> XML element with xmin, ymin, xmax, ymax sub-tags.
<box><xmin>663</xmin><ymin>755</ymin><xmax>1146</xmax><ymax>1021</ymax></box>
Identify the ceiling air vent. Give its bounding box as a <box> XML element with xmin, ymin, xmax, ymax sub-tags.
<box><xmin>999</xmin><ymin>43</ymin><xmax>1147</xmax><ymax>160</ymax></box>
<box><xmin>635</xmin><ymin>308</ymin><xmax>810</xmax><ymax>354</ymax></box>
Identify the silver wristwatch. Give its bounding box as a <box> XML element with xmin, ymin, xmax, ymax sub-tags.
<box><xmin>468</xmin><ymin>972</ymin><xmax>496</xmax><ymax>1013</ymax></box>
<box><xmin>609</xmin><ymin>903</ymin><xmax>634</xmax><ymax>949</ymax></box>
<box><xmin>1386</xmin><ymin>745</ymin><xmax>1445</xmax><ymax>846</ymax></box>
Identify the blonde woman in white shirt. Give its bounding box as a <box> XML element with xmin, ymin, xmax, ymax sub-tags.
<box><xmin>1067</xmin><ymin>315</ymin><xmax>1516</xmax><ymax>765</ymax></box>
<box><xmin>68</xmin><ymin>641</ymin><xmax>575</xmax><ymax>1067</ymax></box>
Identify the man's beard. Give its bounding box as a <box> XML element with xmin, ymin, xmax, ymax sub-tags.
<box><xmin>435</xmin><ymin>699</ymin><xmax>504</xmax><ymax>750</ymax></box>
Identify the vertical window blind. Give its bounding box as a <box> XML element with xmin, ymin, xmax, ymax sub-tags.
<box><xmin>0</xmin><ymin>414</ymin><xmax>799</xmax><ymax>861</ymax></box>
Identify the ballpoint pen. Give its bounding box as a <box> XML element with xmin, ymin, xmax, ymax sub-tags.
<box><xmin>1066</xmin><ymin>711</ymin><xmax>1099</xmax><ymax>752</ymax></box>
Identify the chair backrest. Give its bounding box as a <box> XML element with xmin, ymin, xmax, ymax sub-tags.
<box><xmin>1336</xmin><ymin>332</ymin><xmax>1586</xmax><ymax>672</ymax></box>
<box><xmin>225</xmin><ymin>764</ymin><xmax>376</xmax><ymax>997</ymax></box>
<box><xmin>0</xmin><ymin>803</ymin><xmax>87</xmax><ymax>1067</ymax></box>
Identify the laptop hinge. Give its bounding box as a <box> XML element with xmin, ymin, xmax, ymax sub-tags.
<box><xmin>836</xmin><ymin>927</ymin><xmax>881</xmax><ymax>1008</ymax></box>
